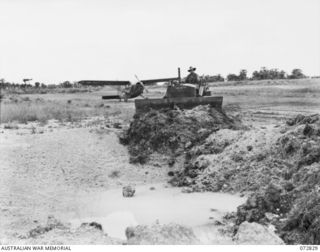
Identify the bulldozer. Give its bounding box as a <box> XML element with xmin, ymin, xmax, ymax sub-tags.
<box><xmin>78</xmin><ymin>68</ymin><xmax>223</xmax><ymax>113</ymax></box>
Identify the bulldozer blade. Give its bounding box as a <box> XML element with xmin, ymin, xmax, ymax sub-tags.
<box><xmin>135</xmin><ymin>96</ymin><xmax>223</xmax><ymax>113</ymax></box>
<box><xmin>102</xmin><ymin>95</ymin><xmax>121</xmax><ymax>100</ymax></box>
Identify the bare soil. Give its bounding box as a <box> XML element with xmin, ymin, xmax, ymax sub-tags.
<box><xmin>0</xmin><ymin>118</ymin><xmax>170</xmax><ymax>243</ymax></box>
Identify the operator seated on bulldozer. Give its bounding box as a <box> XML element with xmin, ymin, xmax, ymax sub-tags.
<box><xmin>184</xmin><ymin>66</ymin><xmax>210</xmax><ymax>96</ymax></box>
<box><xmin>185</xmin><ymin>66</ymin><xmax>200</xmax><ymax>84</ymax></box>
<box><xmin>164</xmin><ymin>66</ymin><xmax>210</xmax><ymax>98</ymax></box>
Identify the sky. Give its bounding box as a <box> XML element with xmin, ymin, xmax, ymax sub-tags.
<box><xmin>0</xmin><ymin>0</ymin><xmax>319</xmax><ymax>84</ymax></box>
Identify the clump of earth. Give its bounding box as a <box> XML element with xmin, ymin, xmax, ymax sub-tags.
<box><xmin>119</xmin><ymin>105</ymin><xmax>242</xmax><ymax>164</ymax></box>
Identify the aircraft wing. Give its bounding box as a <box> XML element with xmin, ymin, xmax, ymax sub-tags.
<box><xmin>140</xmin><ymin>77</ymin><xmax>179</xmax><ymax>85</ymax></box>
<box><xmin>78</xmin><ymin>77</ymin><xmax>179</xmax><ymax>86</ymax></box>
<box><xmin>78</xmin><ymin>80</ymin><xmax>131</xmax><ymax>86</ymax></box>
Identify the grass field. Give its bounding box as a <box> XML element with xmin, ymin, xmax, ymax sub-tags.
<box><xmin>208</xmin><ymin>79</ymin><xmax>320</xmax><ymax>121</ymax></box>
<box><xmin>0</xmin><ymin>92</ymin><xmax>134</xmax><ymax>125</ymax></box>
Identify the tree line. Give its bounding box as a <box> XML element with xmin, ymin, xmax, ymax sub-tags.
<box><xmin>0</xmin><ymin>67</ymin><xmax>310</xmax><ymax>88</ymax></box>
<box><xmin>0</xmin><ymin>80</ymin><xmax>79</xmax><ymax>89</ymax></box>
<box><xmin>204</xmin><ymin>67</ymin><xmax>307</xmax><ymax>82</ymax></box>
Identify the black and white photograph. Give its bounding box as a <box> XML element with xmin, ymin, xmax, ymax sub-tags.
<box><xmin>0</xmin><ymin>0</ymin><xmax>320</xmax><ymax>249</ymax></box>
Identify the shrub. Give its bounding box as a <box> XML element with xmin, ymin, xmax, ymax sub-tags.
<box><xmin>288</xmin><ymin>69</ymin><xmax>306</xmax><ymax>79</ymax></box>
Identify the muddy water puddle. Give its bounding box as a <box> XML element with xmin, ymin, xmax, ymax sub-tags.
<box><xmin>69</xmin><ymin>184</ymin><xmax>246</xmax><ymax>240</ymax></box>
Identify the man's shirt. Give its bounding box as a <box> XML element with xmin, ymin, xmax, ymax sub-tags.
<box><xmin>185</xmin><ymin>72</ymin><xmax>200</xmax><ymax>84</ymax></box>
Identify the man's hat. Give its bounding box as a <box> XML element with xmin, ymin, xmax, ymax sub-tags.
<box><xmin>188</xmin><ymin>66</ymin><xmax>196</xmax><ymax>72</ymax></box>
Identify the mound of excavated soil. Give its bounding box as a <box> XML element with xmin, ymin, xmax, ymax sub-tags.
<box><xmin>121</xmin><ymin>108</ymin><xmax>320</xmax><ymax>244</ymax></box>
<box><xmin>237</xmin><ymin>115</ymin><xmax>320</xmax><ymax>244</ymax></box>
<box><xmin>168</xmin><ymin>113</ymin><xmax>320</xmax><ymax>244</ymax></box>
<box><xmin>281</xmin><ymin>190</ymin><xmax>320</xmax><ymax>244</ymax></box>
<box><xmin>119</xmin><ymin>105</ymin><xmax>242</xmax><ymax>164</ymax></box>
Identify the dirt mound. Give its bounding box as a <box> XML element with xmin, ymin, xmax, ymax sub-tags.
<box><xmin>120</xmin><ymin>105</ymin><xmax>242</xmax><ymax>164</ymax></box>
<box><xmin>281</xmin><ymin>190</ymin><xmax>320</xmax><ymax>244</ymax></box>
<box><xmin>235</xmin><ymin>116</ymin><xmax>320</xmax><ymax>244</ymax></box>
<box><xmin>236</xmin><ymin>116</ymin><xmax>320</xmax><ymax>243</ymax></box>
<box><xmin>166</xmin><ymin>112</ymin><xmax>320</xmax><ymax>244</ymax></box>
<box><xmin>120</xmin><ymin>108</ymin><xmax>319</xmax><ymax>244</ymax></box>
<box><xmin>169</xmin><ymin>128</ymin><xmax>275</xmax><ymax>192</ymax></box>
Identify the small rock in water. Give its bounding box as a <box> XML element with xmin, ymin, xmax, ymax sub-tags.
<box><xmin>150</xmin><ymin>187</ymin><xmax>155</xmax><ymax>190</ymax></box>
<box><xmin>123</xmin><ymin>185</ymin><xmax>135</xmax><ymax>197</ymax></box>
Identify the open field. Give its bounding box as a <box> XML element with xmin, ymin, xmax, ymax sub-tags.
<box><xmin>209</xmin><ymin>79</ymin><xmax>320</xmax><ymax>124</ymax></box>
<box><xmin>0</xmin><ymin>92</ymin><xmax>134</xmax><ymax>125</ymax></box>
<box><xmin>0</xmin><ymin>78</ymin><xmax>320</xmax><ymax>244</ymax></box>
<box><xmin>2</xmin><ymin>78</ymin><xmax>320</xmax><ymax>125</ymax></box>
